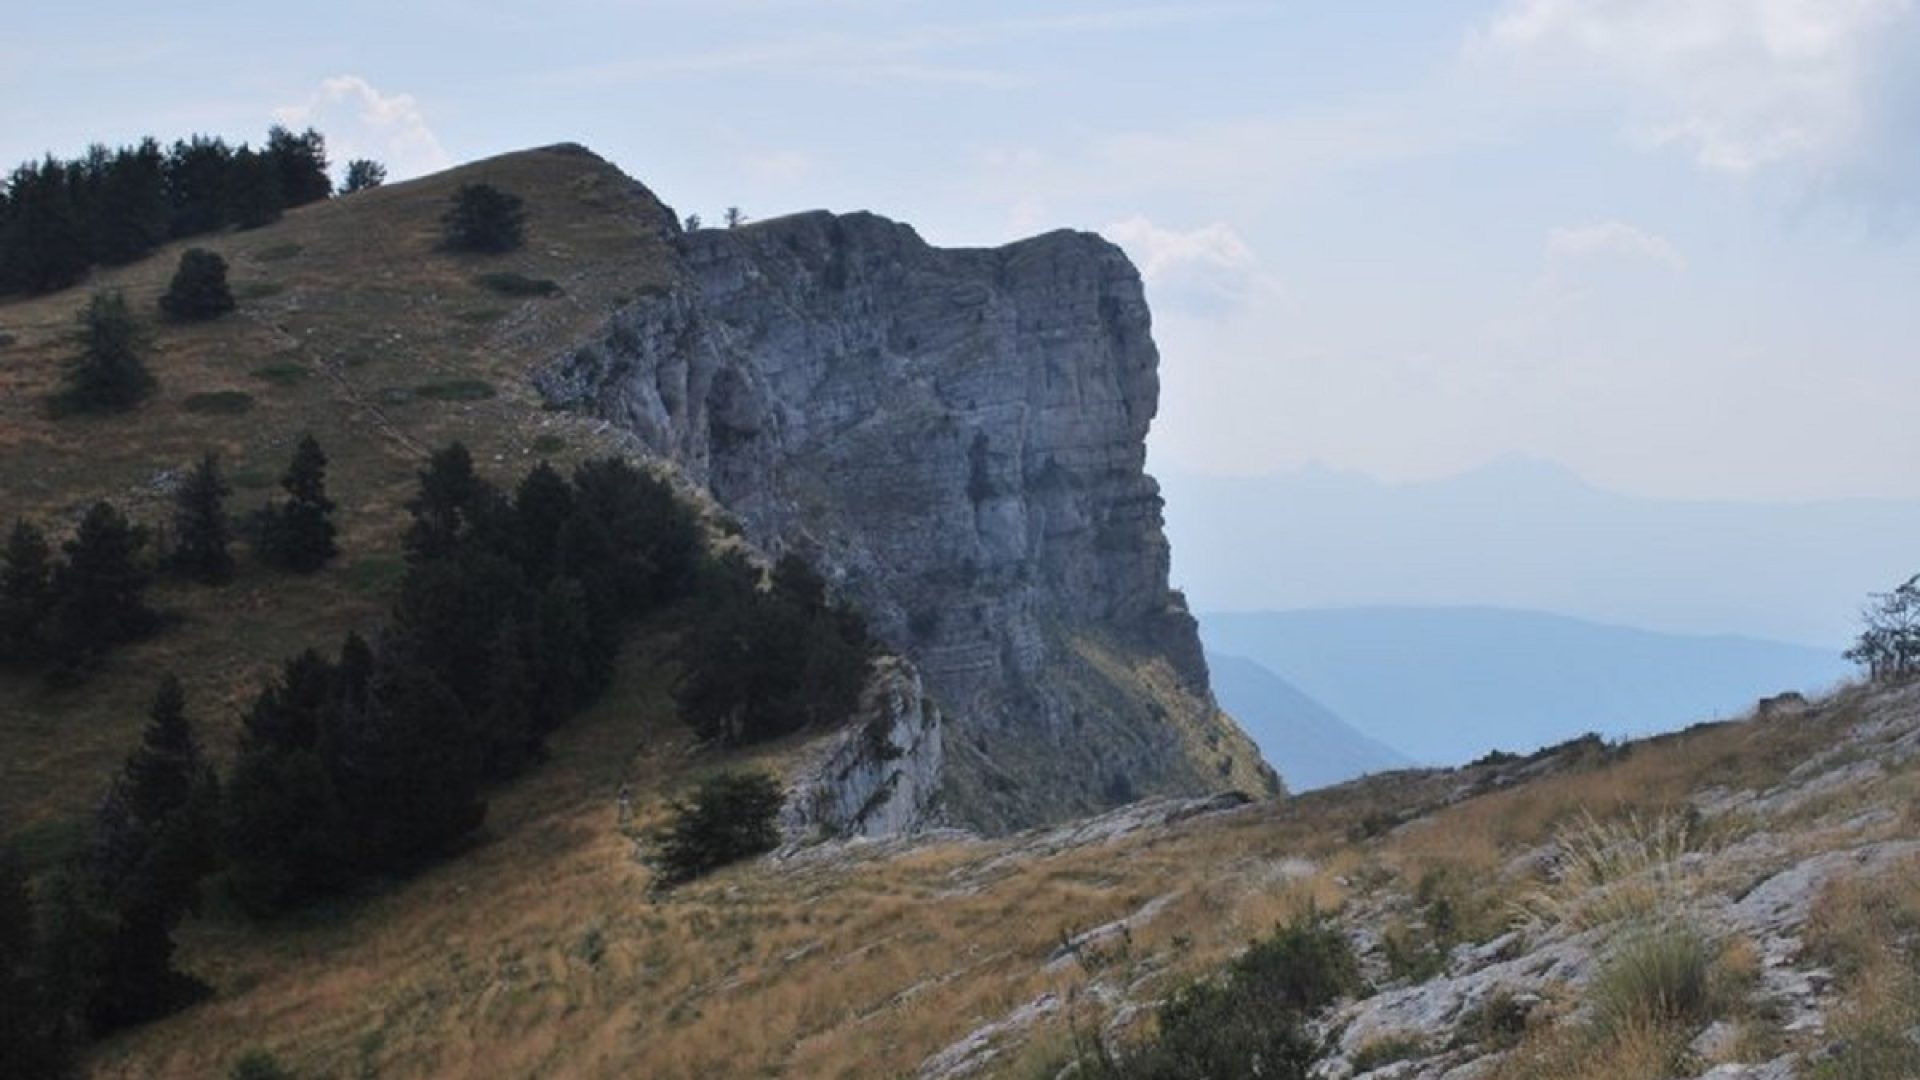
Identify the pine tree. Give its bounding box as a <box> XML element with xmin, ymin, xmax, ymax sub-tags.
<box><xmin>225</xmin><ymin>147</ymin><xmax>283</xmax><ymax>231</ymax></box>
<box><xmin>168</xmin><ymin>453</ymin><xmax>233</xmax><ymax>584</ymax></box>
<box><xmin>54</xmin><ymin>290</ymin><xmax>154</xmax><ymax>414</ymax></box>
<box><xmin>0</xmin><ymin>519</ymin><xmax>55</xmax><ymax>665</ymax></box>
<box><xmin>163</xmin><ymin>136</ymin><xmax>233</xmax><ymax>238</ymax></box>
<box><xmin>511</xmin><ymin>461</ymin><xmax>573</xmax><ymax>579</ymax></box>
<box><xmin>224</xmin><ymin>650</ymin><xmax>349</xmax><ymax>914</ymax></box>
<box><xmin>0</xmin><ymin>845</ymin><xmax>73</xmax><ymax>1077</ymax></box>
<box><xmin>45</xmin><ymin>501</ymin><xmax>156</xmax><ymax>672</ymax></box>
<box><xmin>264</xmin><ymin>126</ymin><xmax>331</xmax><ymax>207</ymax></box>
<box><xmin>403</xmin><ymin>442</ymin><xmax>501</xmax><ymax>561</ymax></box>
<box><xmin>340</xmin><ymin>159</ymin><xmax>386</xmax><ymax>194</ymax></box>
<box><xmin>480</xmin><ymin>617</ymin><xmax>540</xmax><ymax>779</ymax></box>
<box><xmin>440</xmin><ymin>184</ymin><xmax>526</xmax><ymax>253</ymax></box>
<box><xmin>157</xmin><ymin>248</ymin><xmax>234</xmax><ymax>321</ymax></box>
<box><xmin>88</xmin><ymin>139</ymin><xmax>169</xmax><ymax>266</ymax></box>
<box><xmin>0</xmin><ymin>157</ymin><xmax>90</xmax><ymax>295</ymax></box>
<box><xmin>86</xmin><ymin>676</ymin><xmax>220</xmax><ymax>1029</ymax></box>
<box><xmin>253</xmin><ymin>434</ymin><xmax>338</xmax><ymax>572</ymax></box>
<box><xmin>330</xmin><ymin>633</ymin><xmax>486</xmax><ymax>874</ymax></box>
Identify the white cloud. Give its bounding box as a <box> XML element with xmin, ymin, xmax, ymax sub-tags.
<box><xmin>1476</xmin><ymin>0</ymin><xmax>1915</xmax><ymax>173</ymax></box>
<box><xmin>275</xmin><ymin>76</ymin><xmax>450</xmax><ymax>182</ymax></box>
<box><xmin>1547</xmin><ymin>221</ymin><xmax>1685</xmax><ymax>269</ymax></box>
<box><xmin>1104</xmin><ymin>216</ymin><xmax>1281</xmax><ymax>315</ymax></box>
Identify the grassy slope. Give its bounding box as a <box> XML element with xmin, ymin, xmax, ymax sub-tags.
<box><xmin>90</xmin><ymin>670</ymin><xmax>1913</xmax><ymax>1077</ymax></box>
<box><xmin>0</xmin><ymin>144</ymin><xmax>676</xmax><ymax>839</ymax></box>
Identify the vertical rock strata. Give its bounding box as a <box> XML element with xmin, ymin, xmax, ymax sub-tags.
<box><xmin>539</xmin><ymin>209</ymin><xmax>1277</xmax><ymax>831</ymax></box>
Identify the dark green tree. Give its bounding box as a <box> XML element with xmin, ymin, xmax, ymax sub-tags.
<box><xmin>225</xmin><ymin>147</ymin><xmax>283</xmax><ymax>231</ymax></box>
<box><xmin>54</xmin><ymin>290</ymin><xmax>154</xmax><ymax>414</ymax></box>
<box><xmin>440</xmin><ymin>183</ymin><xmax>526</xmax><ymax>253</ymax></box>
<box><xmin>163</xmin><ymin>136</ymin><xmax>233</xmax><ymax>238</ymax></box>
<box><xmin>0</xmin><ymin>845</ymin><xmax>74</xmax><ymax>1077</ymax></box>
<box><xmin>264</xmin><ymin>126</ymin><xmax>330</xmax><ymax>207</ymax></box>
<box><xmin>480</xmin><ymin>616</ymin><xmax>540</xmax><ymax>779</ymax></box>
<box><xmin>85</xmin><ymin>676</ymin><xmax>220</xmax><ymax>1030</ymax></box>
<box><xmin>44</xmin><ymin>501</ymin><xmax>156</xmax><ymax>673</ymax></box>
<box><xmin>510</xmin><ymin>461</ymin><xmax>573</xmax><ymax>580</ymax></box>
<box><xmin>168</xmin><ymin>453</ymin><xmax>233</xmax><ymax>584</ymax></box>
<box><xmin>0</xmin><ymin>519</ymin><xmax>55</xmax><ymax>665</ymax></box>
<box><xmin>651</xmin><ymin>771</ymin><xmax>785</xmax><ymax>887</ymax></box>
<box><xmin>252</xmin><ymin>435</ymin><xmax>338</xmax><ymax>572</ymax></box>
<box><xmin>87</xmin><ymin>140</ymin><xmax>169</xmax><ymax>267</ymax></box>
<box><xmin>158</xmin><ymin>248</ymin><xmax>235</xmax><ymax>321</ymax></box>
<box><xmin>224</xmin><ymin>649</ymin><xmax>350</xmax><ymax>914</ymax></box>
<box><xmin>340</xmin><ymin>159</ymin><xmax>386</xmax><ymax>194</ymax></box>
<box><xmin>391</xmin><ymin>545</ymin><xmax>528</xmax><ymax>718</ymax></box>
<box><xmin>403</xmin><ymin>442</ymin><xmax>503</xmax><ymax>562</ymax></box>
<box><xmin>330</xmin><ymin>633</ymin><xmax>486</xmax><ymax>874</ymax></box>
<box><xmin>0</xmin><ymin>157</ymin><xmax>90</xmax><ymax>295</ymax></box>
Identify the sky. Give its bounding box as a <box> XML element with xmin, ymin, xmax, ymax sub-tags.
<box><xmin>6</xmin><ymin>0</ymin><xmax>1920</xmax><ymax>501</ymax></box>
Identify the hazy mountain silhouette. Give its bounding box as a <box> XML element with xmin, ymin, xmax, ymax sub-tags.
<box><xmin>1202</xmin><ymin>607</ymin><xmax>1852</xmax><ymax>766</ymax></box>
<box><xmin>1206</xmin><ymin>651</ymin><xmax>1413</xmax><ymax>791</ymax></box>
<box><xmin>1162</xmin><ymin>457</ymin><xmax>1920</xmax><ymax>647</ymax></box>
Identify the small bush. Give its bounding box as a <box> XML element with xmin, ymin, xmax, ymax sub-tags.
<box><xmin>1350</xmin><ymin>1034</ymin><xmax>1429</xmax><ymax>1072</ymax></box>
<box><xmin>250</xmin><ymin>362</ymin><xmax>310</xmax><ymax>385</ymax></box>
<box><xmin>254</xmin><ymin>243</ymin><xmax>304</xmax><ymax>262</ymax></box>
<box><xmin>230</xmin><ymin>1049</ymin><xmax>296</xmax><ymax>1080</ymax></box>
<box><xmin>473</xmin><ymin>271</ymin><xmax>560</xmax><ymax>297</ymax></box>
<box><xmin>441</xmin><ymin>183</ymin><xmax>527</xmax><ymax>253</ymax></box>
<box><xmin>159</xmin><ymin>248</ymin><xmax>236</xmax><ymax>321</ymax></box>
<box><xmin>1588</xmin><ymin>923</ymin><xmax>1717</xmax><ymax>1036</ymax></box>
<box><xmin>651</xmin><ymin>771</ymin><xmax>785</xmax><ymax>887</ymax></box>
<box><xmin>415</xmin><ymin>379</ymin><xmax>497</xmax><ymax>402</ymax></box>
<box><xmin>181</xmin><ymin>390</ymin><xmax>255</xmax><ymax>415</ymax></box>
<box><xmin>1083</xmin><ymin>908</ymin><xmax>1359</xmax><ymax>1079</ymax></box>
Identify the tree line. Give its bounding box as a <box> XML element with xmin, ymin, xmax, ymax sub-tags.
<box><xmin>0</xmin><ymin>125</ymin><xmax>384</xmax><ymax>297</ymax></box>
<box><xmin>0</xmin><ymin>447</ymin><xmax>872</xmax><ymax>1072</ymax></box>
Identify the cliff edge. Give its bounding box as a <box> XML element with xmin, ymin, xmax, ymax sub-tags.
<box><xmin>539</xmin><ymin>202</ymin><xmax>1277</xmax><ymax>830</ymax></box>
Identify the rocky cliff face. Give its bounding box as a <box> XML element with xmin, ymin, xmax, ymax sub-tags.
<box><xmin>539</xmin><ymin>207</ymin><xmax>1276</xmax><ymax>831</ymax></box>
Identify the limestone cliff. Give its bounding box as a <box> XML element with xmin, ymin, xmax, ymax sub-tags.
<box><xmin>539</xmin><ymin>206</ymin><xmax>1277</xmax><ymax>831</ymax></box>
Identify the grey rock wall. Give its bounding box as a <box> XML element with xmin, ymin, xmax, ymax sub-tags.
<box><xmin>539</xmin><ymin>208</ymin><xmax>1276</xmax><ymax>831</ymax></box>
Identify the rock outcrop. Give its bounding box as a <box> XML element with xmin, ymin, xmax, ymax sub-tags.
<box><xmin>539</xmin><ymin>206</ymin><xmax>1275</xmax><ymax>830</ymax></box>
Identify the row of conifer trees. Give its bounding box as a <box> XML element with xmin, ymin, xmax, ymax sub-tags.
<box><xmin>0</xmin><ymin>446</ymin><xmax>874</xmax><ymax>1072</ymax></box>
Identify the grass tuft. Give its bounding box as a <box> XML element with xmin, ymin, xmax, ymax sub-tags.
<box><xmin>473</xmin><ymin>271</ymin><xmax>561</xmax><ymax>298</ymax></box>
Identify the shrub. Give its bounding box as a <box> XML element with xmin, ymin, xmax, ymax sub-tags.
<box><xmin>158</xmin><ymin>248</ymin><xmax>235</xmax><ymax>321</ymax></box>
<box><xmin>651</xmin><ymin>771</ymin><xmax>785</xmax><ymax>887</ymax></box>
<box><xmin>181</xmin><ymin>390</ymin><xmax>255</xmax><ymax>415</ymax></box>
<box><xmin>1588</xmin><ymin>923</ymin><xmax>1717</xmax><ymax>1036</ymax></box>
<box><xmin>341</xmin><ymin>159</ymin><xmax>385</xmax><ymax>194</ymax></box>
<box><xmin>230</xmin><ymin>1049</ymin><xmax>297</xmax><ymax>1080</ymax></box>
<box><xmin>1084</xmin><ymin>908</ymin><xmax>1359</xmax><ymax>1079</ymax></box>
<box><xmin>473</xmin><ymin>271</ymin><xmax>559</xmax><ymax>297</ymax></box>
<box><xmin>441</xmin><ymin>183</ymin><xmax>526</xmax><ymax>253</ymax></box>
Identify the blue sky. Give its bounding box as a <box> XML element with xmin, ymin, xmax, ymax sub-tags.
<box><xmin>7</xmin><ymin>0</ymin><xmax>1919</xmax><ymax>500</ymax></box>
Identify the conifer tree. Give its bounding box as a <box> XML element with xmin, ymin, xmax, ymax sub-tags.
<box><xmin>0</xmin><ymin>845</ymin><xmax>72</xmax><ymax>1077</ymax></box>
<box><xmin>0</xmin><ymin>519</ymin><xmax>55</xmax><ymax>664</ymax></box>
<box><xmin>168</xmin><ymin>453</ymin><xmax>233</xmax><ymax>584</ymax></box>
<box><xmin>253</xmin><ymin>434</ymin><xmax>337</xmax><ymax>572</ymax></box>
<box><xmin>54</xmin><ymin>290</ymin><xmax>154</xmax><ymax>414</ymax></box>
<box><xmin>163</xmin><ymin>136</ymin><xmax>233</xmax><ymax>238</ymax></box>
<box><xmin>0</xmin><ymin>157</ymin><xmax>89</xmax><ymax>295</ymax></box>
<box><xmin>404</xmin><ymin>442</ymin><xmax>500</xmax><ymax>561</ymax></box>
<box><xmin>481</xmin><ymin>617</ymin><xmax>539</xmax><ymax>779</ymax></box>
<box><xmin>226</xmin><ymin>147</ymin><xmax>283</xmax><ymax>231</ymax></box>
<box><xmin>86</xmin><ymin>676</ymin><xmax>220</xmax><ymax>1029</ymax></box>
<box><xmin>158</xmin><ymin>248</ymin><xmax>234</xmax><ymax>322</ymax></box>
<box><xmin>511</xmin><ymin>461</ymin><xmax>573</xmax><ymax>580</ymax></box>
<box><xmin>224</xmin><ymin>650</ymin><xmax>349</xmax><ymax>914</ymax></box>
<box><xmin>88</xmin><ymin>139</ymin><xmax>169</xmax><ymax>266</ymax></box>
<box><xmin>340</xmin><ymin>159</ymin><xmax>386</xmax><ymax>194</ymax></box>
<box><xmin>330</xmin><ymin>633</ymin><xmax>486</xmax><ymax>874</ymax></box>
<box><xmin>264</xmin><ymin>126</ymin><xmax>331</xmax><ymax>207</ymax></box>
<box><xmin>45</xmin><ymin>501</ymin><xmax>156</xmax><ymax>671</ymax></box>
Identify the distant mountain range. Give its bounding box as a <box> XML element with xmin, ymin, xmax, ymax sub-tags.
<box><xmin>1202</xmin><ymin>607</ymin><xmax>1852</xmax><ymax>767</ymax></box>
<box><xmin>1205</xmin><ymin>651</ymin><xmax>1412</xmax><ymax>791</ymax></box>
<box><xmin>1162</xmin><ymin>457</ymin><xmax>1920</xmax><ymax>647</ymax></box>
